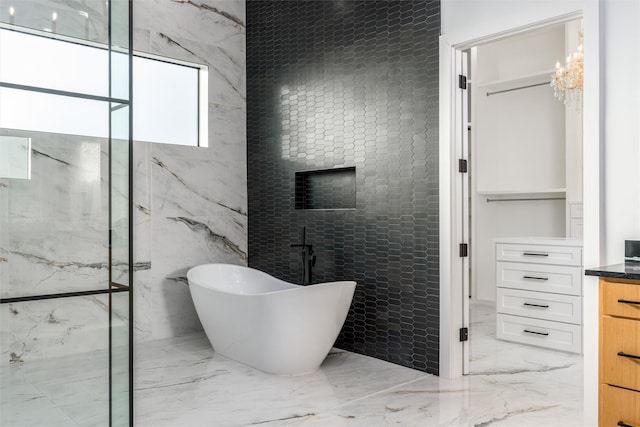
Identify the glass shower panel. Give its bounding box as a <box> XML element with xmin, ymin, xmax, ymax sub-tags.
<box><xmin>109</xmin><ymin>1</ymin><xmax>132</xmax><ymax>424</ymax></box>
<box><xmin>0</xmin><ymin>0</ymin><xmax>132</xmax><ymax>424</ymax></box>
<box><xmin>0</xmin><ymin>295</ymin><xmax>111</xmax><ymax>426</ymax></box>
<box><xmin>0</xmin><ymin>128</ymin><xmax>110</xmax><ymax>299</ymax></box>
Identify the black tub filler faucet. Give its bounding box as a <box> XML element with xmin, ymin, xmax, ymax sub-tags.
<box><xmin>290</xmin><ymin>226</ymin><xmax>316</xmax><ymax>286</ymax></box>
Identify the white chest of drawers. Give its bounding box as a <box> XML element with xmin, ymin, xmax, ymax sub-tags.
<box><xmin>494</xmin><ymin>237</ymin><xmax>583</xmax><ymax>353</ymax></box>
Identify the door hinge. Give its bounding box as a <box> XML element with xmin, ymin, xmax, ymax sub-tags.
<box><xmin>459</xmin><ymin>243</ymin><xmax>468</xmax><ymax>257</ymax></box>
<box><xmin>459</xmin><ymin>327</ymin><xmax>469</xmax><ymax>342</ymax></box>
<box><xmin>458</xmin><ymin>159</ymin><xmax>468</xmax><ymax>173</ymax></box>
<box><xmin>459</xmin><ymin>74</ymin><xmax>467</xmax><ymax>90</ymax></box>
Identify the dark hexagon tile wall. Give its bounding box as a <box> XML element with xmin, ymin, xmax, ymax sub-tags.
<box><xmin>246</xmin><ymin>0</ymin><xmax>440</xmax><ymax>374</ymax></box>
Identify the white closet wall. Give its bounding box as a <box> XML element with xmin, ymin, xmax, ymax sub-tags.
<box><xmin>471</xmin><ymin>25</ymin><xmax>572</xmax><ymax>302</ymax></box>
<box><xmin>565</xmin><ymin>20</ymin><xmax>584</xmax><ymax>238</ymax></box>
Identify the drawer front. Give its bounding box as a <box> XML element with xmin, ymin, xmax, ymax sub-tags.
<box><xmin>496</xmin><ymin>243</ymin><xmax>582</xmax><ymax>266</ymax></box>
<box><xmin>496</xmin><ymin>262</ymin><xmax>582</xmax><ymax>296</ymax></box>
<box><xmin>600</xmin><ymin>316</ymin><xmax>640</xmax><ymax>391</ymax></box>
<box><xmin>601</xmin><ymin>279</ymin><xmax>640</xmax><ymax>320</ymax></box>
<box><xmin>497</xmin><ymin>288</ymin><xmax>582</xmax><ymax>324</ymax></box>
<box><xmin>496</xmin><ymin>313</ymin><xmax>581</xmax><ymax>353</ymax></box>
<box><xmin>600</xmin><ymin>384</ymin><xmax>640</xmax><ymax>427</ymax></box>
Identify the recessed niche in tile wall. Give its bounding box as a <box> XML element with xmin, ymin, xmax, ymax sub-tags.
<box><xmin>295</xmin><ymin>167</ymin><xmax>356</xmax><ymax>210</ymax></box>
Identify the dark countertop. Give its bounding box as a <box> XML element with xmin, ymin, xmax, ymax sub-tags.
<box><xmin>585</xmin><ymin>263</ymin><xmax>640</xmax><ymax>281</ymax></box>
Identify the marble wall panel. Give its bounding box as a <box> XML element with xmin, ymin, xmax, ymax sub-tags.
<box><xmin>132</xmin><ymin>141</ymin><xmax>153</xmax><ymax>342</ymax></box>
<box><xmin>132</xmin><ymin>0</ymin><xmax>247</xmax><ymax>341</ymax></box>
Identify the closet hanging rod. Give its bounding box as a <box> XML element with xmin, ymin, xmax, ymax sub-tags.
<box><xmin>486</xmin><ymin>197</ymin><xmax>566</xmax><ymax>203</ymax></box>
<box><xmin>486</xmin><ymin>81</ymin><xmax>549</xmax><ymax>97</ymax></box>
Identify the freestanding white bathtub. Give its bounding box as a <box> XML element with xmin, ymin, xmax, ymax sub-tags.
<box><xmin>187</xmin><ymin>263</ymin><xmax>356</xmax><ymax>375</ymax></box>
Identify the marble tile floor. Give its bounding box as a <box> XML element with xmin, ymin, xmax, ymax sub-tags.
<box><xmin>1</xmin><ymin>301</ymin><xmax>584</xmax><ymax>426</ymax></box>
<box><xmin>133</xmin><ymin>302</ymin><xmax>584</xmax><ymax>426</ymax></box>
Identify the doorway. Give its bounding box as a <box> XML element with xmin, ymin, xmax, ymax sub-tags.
<box><xmin>457</xmin><ymin>20</ymin><xmax>585</xmax><ymax>375</ymax></box>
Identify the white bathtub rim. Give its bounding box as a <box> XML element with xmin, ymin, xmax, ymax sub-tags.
<box><xmin>187</xmin><ymin>263</ymin><xmax>357</xmax><ymax>296</ymax></box>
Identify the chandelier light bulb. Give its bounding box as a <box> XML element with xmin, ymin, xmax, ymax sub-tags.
<box><xmin>9</xmin><ymin>6</ymin><xmax>14</xmax><ymax>16</ymax></box>
<box><xmin>550</xmin><ymin>31</ymin><xmax>584</xmax><ymax>108</ymax></box>
<box><xmin>51</xmin><ymin>11</ymin><xmax>58</xmax><ymax>33</ymax></box>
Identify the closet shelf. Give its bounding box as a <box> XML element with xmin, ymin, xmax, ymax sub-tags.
<box><xmin>476</xmin><ymin>70</ymin><xmax>555</xmax><ymax>96</ymax></box>
<box><xmin>477</xmin><ymin>188</ymin><xmax>566</xmax><ymax>197</ymax></box>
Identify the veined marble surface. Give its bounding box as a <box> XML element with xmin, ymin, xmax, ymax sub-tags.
<box><xmin>132</xmin><ymin>0</ymin><xmax>247</xmax><ymax>342</ymax></box>
<box><xmin>132</xmin><ymin>302</ymin><xmax>584</xmax><ymax>426</ymax></box>
<box><xmin>131</xmin><ymin>321</ymin><xmax>584</xmax><ymax>426</ymax></box>
<box><xmin>1</xmin><ymin>301</ymin><xmax>584</xmax><ymax>426</ymax></box>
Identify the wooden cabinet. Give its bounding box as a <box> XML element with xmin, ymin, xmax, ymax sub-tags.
<box><xmin>599</xmin><ymin>277</ymin><xmax>640</xmax><ymax>426</ymax></box>
<box><xmin>495</xmin><ymin>238</ymin><xmax>583</xmax><ymax>353</ymax></box>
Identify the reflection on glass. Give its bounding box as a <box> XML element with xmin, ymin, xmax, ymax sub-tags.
<box><xmin>0</xmin><ymin>28</ymin><xmax>109</xmax><ymax>96</ymax></box>
<box><xmin>0</xmin><ymin>0</ymin><xmax>109</xmax><ymax>43</ymax></box>
<box><xmin>0</xmin><ymin>136</ymin><xmax>31</xmax><ymax>179</ymax></box>
<box><xmin>0</xmin><ymin>87</ymin><xmax>110</xmax><ymax>138</ymax></box>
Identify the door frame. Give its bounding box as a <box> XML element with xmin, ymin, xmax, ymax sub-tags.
<box><xmin>439</xmin><ymin>2</ymin><xmax>602</xmax><ymax>420</ymax></box>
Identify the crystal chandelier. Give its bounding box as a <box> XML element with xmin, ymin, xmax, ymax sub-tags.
<box><xmin>550</xmin><ymin>32</ymin><xmax>584</xmax><ymax>105</ymax></box>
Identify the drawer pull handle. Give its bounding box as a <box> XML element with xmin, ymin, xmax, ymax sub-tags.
<box><xmin>522</xmin><ymin>275</ymin><xmax>549</xmax><ymax>281</ymax></box>
<box><xmin>617</xmin><ymin>351</ymin><xmax>640</xmax><ymax>361</ymax></box>
<box><xmin>618</xmin><ymin>422</ymin><xmax>637</xmax><ymax>427</ymax></box>
<box><xmin>523</xmin><ymin>302</ymin><xmax>550</xmax><ymax>309</ymax></box>
<box><xmin>522</xmin><ymin>252</ymin><xmax>549</xmax><ymax>257</ymax></box>
<box><xmin>618</xmin><ymin>299</ymin><xmax>640</xmax><ymax>306</ymax></box>
<box><xmin>523</xmin><ymin>329</ymin><xmax>549</xmax><ymax>336</ymax></box>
